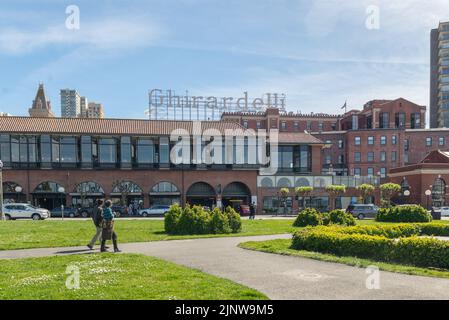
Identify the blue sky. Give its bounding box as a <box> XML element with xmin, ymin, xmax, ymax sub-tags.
<box><xmin>0</xmin><ymin>0</ymin><xmax>448</xmax><ymax>118</ymax></box>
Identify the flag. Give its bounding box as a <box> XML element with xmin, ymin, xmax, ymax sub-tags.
<box><xmin>341</xmin><ymin>101</ymin><xmax>347</xmax><ymax>110</ymax></box>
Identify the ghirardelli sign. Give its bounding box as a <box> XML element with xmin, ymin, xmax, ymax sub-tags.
<box><xmin>148</xmin><ymin>89</ymin><xmax>286</xmax><ymax>119</ymax></box>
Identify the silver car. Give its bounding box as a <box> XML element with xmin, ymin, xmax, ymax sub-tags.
<box><xmin>346</xmin><ymin>204</ymin><xmax>379</xmax><ymax>220</ymax></box>
<box><xmin>139</xmin><ymin>205</ymin><xmax>171</xmax><ymax>217</ymax></box>
<box><xmin>2</xmin><ymin>204</ymin><xmax>50</xmax><ymax>220</ymax></box>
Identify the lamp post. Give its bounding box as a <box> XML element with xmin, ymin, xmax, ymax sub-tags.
<box><xmin>425</xmin><ymin>189</ymin><xmax>432</xmax><ymax>210</ymax></box>
<box><xmin>403</xmin><ymin>189</ymin><xmax>410</xmax><ymax>204</ymax></box>
<box><xmin>0</xmin><ymin>160</ymin><xmax>3</xmax><ymax>221</ymax></box>
<box><xmin>15</xmin><ymin>186</ymin><xmax>23</xmax><ymax>203</ymax></box>
<box><xmin>58</xmin><ymin>186</ymin><xmax>65</xmax><ymax>220</ymax></box>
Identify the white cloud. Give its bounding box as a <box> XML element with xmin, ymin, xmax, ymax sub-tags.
<box><xmin>0</xmin><ymin>17</ymin><xmax>163</xmax><ymax>54</ymax></box>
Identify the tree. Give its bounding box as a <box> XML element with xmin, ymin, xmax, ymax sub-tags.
<box><xmin>295</xmin><ymin>186</ymin><xmax>314</xmax><ymax>209</ymax></box>
<box><xmin>279</xmin><ymin>188</ymin><xmax>290</xmax><ymax>216</ymax></box>
<box><xmin>112</xmin><ymin>180</ymin><xmax>131</xmax><ymax>206</ymax></box>
<box><xmin>356</xmin><ymin>184</ymin><xmax>375</xmax><ymax>204</ymax></box>
<box><xmin>380</xmin><ymin>183</ymin><xmax>401</xmax><ymax>208</ymax></box>
<box><xmin>325</xmin><ymin>185</ymin><xmax>346</xmax><ymax>211</ymax></box>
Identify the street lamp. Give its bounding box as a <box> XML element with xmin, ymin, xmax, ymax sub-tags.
<box><xmin>425</xmin><ymin>189</ymin><xmax>432</xmax><ymax>210</ymax></box>
<box><xmin>0</xmin><ymin>160</ymin><xmax>3</xmax><ymax>221</ymax></box>
<box><xmin>58</xmin><ymin>186</ymin><xmax>65</xmax><ymax>220</ymax></box>
<box><xmin>15</xmin><ymin>186</ymin><xmax>22</xmax><ymax>203</ymax></box>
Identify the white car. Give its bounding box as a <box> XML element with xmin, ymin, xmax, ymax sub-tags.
<box><xmin>2</xmin><ymin>204</ymin><xmax>50</xmax><ymax>220</ymax></box>
<box><xmin>139</xmin><ymin>205</ymin><xmax>171</xmax><ymax>217</ymax></box>
<box><xmin>440</xmin><ymin>207</ymin><xmax>449</xmax><ymax>217</ymax></box>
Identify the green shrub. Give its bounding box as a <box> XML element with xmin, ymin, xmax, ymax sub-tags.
<box><xmin>293</xmin><ymin>208</ymin><xmax>323</xmax><ymax>227</ymax></box>
<box><xmin>164</xmin><ymin>205</ymin><xmax>241</xmax><ymax>235</ymax></box>
<box><xmin>376</xmin><ymin>205</ymin><xmax>432</xmax><ymax>223</ymax></box>
<box><xmin>327</xmin><ymin>210</ymin><xmax>356</xmax><ymax>226</ymax></box>
<box><xmin>164</xmin><ymin>203</ymin><xmax>182</xmax><ymax>234</ymax></box>
<box><xmin>225</xmin><ymin>206</ymin><xmax>242</xmax><ymax>233</ymax></box>
<box><xmin>291</xmin><ymin>223</ymin><xmax>449</xmax><ymax>269</ymax></box>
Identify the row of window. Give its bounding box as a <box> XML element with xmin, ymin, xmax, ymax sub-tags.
<box><xmin>425</xmin><ymin>137</ymin><xmax>446</xmax><ymax>147</ymax></box>
<box><xmin>354</xmin><ymin>135</ymin><xmax>398</xmax><ymax>146</ymax></box>
<box><xmin>353</xmin><ymin>167</ymin><xmax>387</xmax><ymax>178</ymax></box>
<box><xmin>242</xmin><ymin>120</ymin><xmax>337</xmax><ymax>132</ymax></box>
<box><xmin>354</xmin><ymin>151</ymin><xmax>397</xmax><ymax>163</ymax></box>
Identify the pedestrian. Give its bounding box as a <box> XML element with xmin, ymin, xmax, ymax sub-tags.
<box><xmin>101</xmin><ymin>200</ymin><xmax>121</xmax><ymax>253</ymax></box>
<box><xmin>128</xmin><ymin>203</ymin><xmax>133</xmax><ymax>216</ymax></box>
<box><xmin>249</xmin><ymin>202</ymin><xmax>256</xmax><ymax>220</ymax></box>
<box><xmin>87</xmin><ymin>199</ymin><xmax>104</xmax><ymax>250</ymax></box>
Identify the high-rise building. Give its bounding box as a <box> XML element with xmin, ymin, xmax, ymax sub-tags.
<box><xmin>430</xmin><ymin>21</ymin><xmax>449</xmax><ymax>128</ymax></box>
<box><xmin>87</xmin><ymin>102</ymin><xmax>105</xmax><ymax>118</ymax></box>
<box><xmin>29</xmin><ymin>83</ymin><xmax>55</xmax><ymax>118</ymax></box>
<box><xmin>80</xmin><ymin>96</ymin><xmax>88</xmax><ymax>118</ymax></box>
<box><xmin>60</xmin><ymin>89</ymin><xmax>81</xmax><ymax>118</ymax></box>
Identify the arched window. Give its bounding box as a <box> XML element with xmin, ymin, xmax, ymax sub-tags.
<box><xmin>34</xmin><ymin>181</ymin><xmax>64</xmax><ymax>193</ymax></box>
<box><xmin>223</xmin><ymin>182</ymin><xmax>251</xmax><ymax>198</ymax></box>
<box><xmin>260</xmin><ymin>177</ymin><xmax>273</xmax><ymax>188</ymax></box>
<box><xmin>187</xmin><ymin>182</ymin><xmax>216</xmax><ymax>197</ymax></box>
<box><xmin>151</xmin><ymin>182</ymin><xmax>179</xmax><ymax>193</ymax></box>
<box><xmin>277</xmin><ymin>178</ymin><xmax>292</xmax><ymax>188</ymax></box>
<box><xmin>73</xmin><ymin>181</ymin><xmax>104</xmax><ymax>194</ymax></box>
<box><xmin>295</xmin><ymin>178</ymin><xmax>310</xmax><ymax>187</ymax></box>
<box><xmin>112</xmin><ymin>181</ymin><xmax>143</xmax><ymax>194</ymax></box>
<box><xmin>2</xmin><ymin>182</ymin><xmax>23</xmax><ymax>193</ymax></box>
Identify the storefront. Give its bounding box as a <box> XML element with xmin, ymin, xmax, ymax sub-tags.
<box><xmin>70</xmin><ymin>181</ymin><xmax>105</xmax><ymax>209</ymax></box>
<box><xmin>32</xmin><ymin>181</ymin><xmax>66</xmax><ymax>210</ymax></box>
<box><xmin>149</xmin><ymin>182</ymin><xmax>181</xmax><ymax>206</ymax></box>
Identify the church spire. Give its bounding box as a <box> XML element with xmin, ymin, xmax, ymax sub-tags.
<box><xmin>29</xmin><ymin>83</ymin><xmax>55</xmax><ymax>117</ymax></box>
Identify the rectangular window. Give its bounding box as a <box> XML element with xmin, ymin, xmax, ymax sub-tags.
<box><xmin>392</xmin><ymin>135</ymin><xmax>397</xmax><ymax>145</ymax></box>
<box><xmin>281</xmin><ymin>122</ymin><xmax>287</xmax><ymax>131</ymax></box>
<box><xmin>379</xmin><ymin>112</ymin><xmax>389</xmax><ymax>128</ymax></box>
<box><xmin>367</xmin><ymin>168</ymin><xmax>374</xmax><ymax>176</ymax></box>
<box><xmin>367</xmin><ymin>152</ymin><xmax>374</xmax><ymax>162</ymax></box>
<box><xmin>279</xmin><ymin>146</ymin><xmax>294</xmax><ymax>169</ymax></box>
<box><xmin>338</xmin><ymin>155</ymin><xmax>344</xmax><ymax>164</ymax></box>
<box><xmin>354</xmin><ymin>168</ymin><xmax>361</xmax><ymax>176</ymax></box>
<box><xmin>294</xmin><ymin>122</ymin><xmax>299</xmax><ymax>131</ymax></box>
<box><xmin>368</xmin><ymin>136</ymin><xmax>374</xmax><ymax>145</ymax></box>
<box><xmin>81</xmin><ymin>136</ymin><xmax>92</xmax><ymax>167</ymax></box>
<box><xmin>354</xmin><ymin>152</ymin><xmax>361</xmax><ymax>162</ymax></box>
<box><xmin>99</xmin><ymin>138</ymin><xmax>117</xmax><ymax>164</ymax></box>
<box><xmin>380</xmin><ymin>151</ymin><xmax>386</xmax><ymax>162</ymax></box>
<box><xmin>120</xmin><ymin>136</ymin><xmax>132</xmax><ymax>166</ymax></box>
<box><xmin>411</xmin><ymin>113</ymin><xmax>421</xmax><ymax>129</ymax></box>
<box><xmin>318</xmin><ymin>122</ymin><xmax>323</xmax><ymax>131</ymax></box>
<box><xmin>40</xmin><ymin>135</ymin><xmax>51</xmax><ymax>165</ymax></box>
<box><xmin>51</xmin><ymin>137</ymin><xmax>60</xmax><ymax>163</ymax></box>
<box><xmin>60</xmin><ymin>137</ymin><xmax>77</xmax><ymax>163</ymax></box>
<box><xmin>256</xmin><ymin>121</ymin><xmax>261</xmax><ymax>129</ymax></box>
<box><xmin>426</xmin><ymin>137</ymin><xmax>433</xmax><ymax>147</ymax></box>
<box><xmin>306</xmin><ymin>121</ymin><xmax>312</xmax><ymax>131</ymax></box>
<box><xmin>440</xmin><ymin>137</ymin><xmax>445</xmax><ymax>146</ymax></box>
<box><xmin>137</xmin><ymin>138</ymin><xmax>155</xmax><ymax>164</ymax></box>
<box><xmin>404</xmin><ymin>139</ymin><xmax>409</xmax><ymax>151</ymax></box>
<box><xmin>392</xmin><ymin>151</ymin><xmax>397</xmax><ymax>162</ymax></box>
<box><xmin>355</xmin><ymin>137</ymin><xmax>361</xmax><ymax>145</ymax></box>
<box><xmin>159</xmin><ymin>137</ymin><xmax>169</xmax><ymax>164</ymax></box>
<box><xmin>380</xmin><ymin>136</ymin><xmax>387</xmax><ymax>145</ymax></box>
<box><xmin>0</xmin><ymin>134</ymin><xmax>10</xmax><ymax>163</ymax></box>
<box><xmin>243</xmin><ymin>120</ymin><xmax>248</xmax><ymax>128</ymax></box>
<box><xmin>325</xmin><ymin>155</ymin><xmax>331</xmax><ymax>165</ymax></box>
<box><xmin>380</xmin><ymin>168</ymin><xmax>386</xmax><ymax>178</ymax></box>
<box><xmin>338</xmin><ymin>140</ymin><xmax>344</xmax><ymax>149</ymax></box>
<box><xmin>395</xmin><ymin>112</ymin><xmax>406</xmax><ymax>128</ymax></box>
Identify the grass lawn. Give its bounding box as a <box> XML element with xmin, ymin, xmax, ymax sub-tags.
<box><xmin>0</xmin><ymin>253</ymin><xmax>267</xmax><ymax>300</ymax></box>
<box><xmin>0</xmin><ymin>218</ymin><xmax>297</xmax><ymax>251</ymax></box>
<box><xmin>239</xmin><ymin>238</ymin><xmax>449</xmax><ymax>279</ymax></box>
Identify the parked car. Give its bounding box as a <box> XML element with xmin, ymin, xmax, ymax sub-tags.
<box><xmin>77</xmin><ymin>207</ymin><xmax>94</xmax><ymax>218</ymax></box>
<box><xmin>346</xmin><ymin>204</ymin><xmax>379</xmax><ymax>220</ymax></box>
<box><xmin>50</xmin><ymin>207</ymin><xmax>79</xmax><ymax>218</ymax></box>
<box><xmin>111</xmin><ymin>205</ymin><xmax>128</xmax><ymax>217</ymax></box>
<box><xmin>139</xmin><ymin>205</ymin><xmax>170</xmax><ymax>217</ymax></box>
<box><xmin>2</xmin><ymin>204</ymin><xmax>50</xmax><ymax>220</ymax></box>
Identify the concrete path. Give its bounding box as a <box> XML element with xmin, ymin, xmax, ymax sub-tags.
<box><xmin>2</xmin><ymin>234</ymin><xmax>449</xmax><ymax>299</ymax></box>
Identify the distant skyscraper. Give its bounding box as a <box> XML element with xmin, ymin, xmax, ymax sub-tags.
<box><xmin>60</xmin><ymin>89</ymin><xmax>81</xmax><ymax>118</ymax></box>
<box><xmin>87</xmin><ymin>102</ymin><xmax>105</xmax><ymax>118</ymax></box>
<box><xmin>80</xmin><ymin>96</ymin><xmax>88</xmax><ymax>118</ymax></box>
<box><xmin>29</xmin><ymin>83</ymin><xmax>55</xmax><ymax>118</ymax></box>
<box><xmin>430</xmin><ymin>21</ymin><xmax>449</xmax><ymax>128</ymax></box>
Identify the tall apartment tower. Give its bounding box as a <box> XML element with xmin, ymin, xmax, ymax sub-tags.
<box><xmin>430</xmin><ymin>21</ymin><xmax>449</xmax><ymax>128</ymax></box>
<box><xmin>80</xmin><ymin>96</ymin><xmax>88</xmax><ymax>118</ymax></box>
<box><xmin>60</xmin><ymin>89</ymin><xmax>81</xmax><ymax>118</ymax></box>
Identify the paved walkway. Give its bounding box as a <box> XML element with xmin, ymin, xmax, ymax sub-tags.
<box><xmin>2</xmin><ymin>234</ymin><xmax>449</xmax><ymax>299</ymax></box>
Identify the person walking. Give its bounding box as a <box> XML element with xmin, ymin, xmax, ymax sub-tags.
<box><xmin>87</xmin><ymin>199</ymin><xmax>104</xmax><ymax>250</ymax></box>
<box><xmin>101</xmin><ymin>200</ymin><xmax>121</xmax><ymax>253</ymax></box>
<box><xmin>249</xmin><ymin>202</ymin><xmax>256</xmax><ymax>220</ymax></box>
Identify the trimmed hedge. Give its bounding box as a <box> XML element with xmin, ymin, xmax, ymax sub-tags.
<box><xmin>164</xmin><ymin>204</ymin><xmax>242</xmax><ymax>235</ymax></box>
<box><xmin>376</xmin><ymin>205</ymin><xmax>432</xmax><ymax>223</ymax></box>
<box><xmin>292</xmin><ymin>223</ymin><xmax>449</xmax><ymax>269</ymax></box>
<box><xmin>293</xmin><ymin>208</ymin><xmax>355</xmax><ymax>227</ymax></box>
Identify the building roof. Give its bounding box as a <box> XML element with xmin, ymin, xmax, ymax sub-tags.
<box><xmin>277</xmin><ymin>132</ymin><xmax>324</xmax><ymax>144</ymax></box>
<box><xmin>421</xmin><ymin>150</ymin><xmax>449</xmax><ymax>164</ymax></box>
<box><xmin>0</xmin><ymin>116</ymin><xmax>250</xmax><ymax>136</ymax></box>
